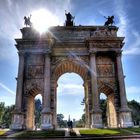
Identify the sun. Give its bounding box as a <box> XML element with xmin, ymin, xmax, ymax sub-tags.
<box><xmin>31</xmin><ymin>9</ymin><xmax>59</xmax><ymax>33</ymax></box>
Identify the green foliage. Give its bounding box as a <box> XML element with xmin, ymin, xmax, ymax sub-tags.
<box><xmin>128</xmin><ymin>100</ymin><xmax>140</xmax><ymax>125</ymax></box>
<box><xmin>57</xmin><ymin>114</ymin><xmax>67</xmax><ymax>128</ymax></box>
<box><xmin>34</xmin><ymin>99</ymin><xmax>42</xmax><ymax>127</ymax></box>
<box><xmin>0</xmin><ymin>102</ymin><xmax>5</xmax><ymax>124</ymax></box>
<box><xmin>79</xmin><ymin>129</ymin><xmax>131</xmax><ymax>136</ymax></box>
<box><xmin>76</xmin><ymin>114</ymin><xmax>85</xmax><ymax>128</ymax></box>
<box><xmin>1</xmin><ymin>105</ymin><xmax>15</xmax><ymax>127</ymax></box>
<box><xmin>16</xmin><ymin>130</ymin><xmax>65</xmax><ymax>138</ymax></box>
<box><xmin>100</xmin><ymin>99</ymin><xmax>107</xmax><ymax>125</ymax></box>
<box><xmin>125</xmin><ymin>128</ymin><xmax>140</xmax><ymax>133</ymax></box>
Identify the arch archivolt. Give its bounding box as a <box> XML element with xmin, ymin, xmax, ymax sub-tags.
<box><xmin>98</xmin><ymin>80</ymin><xmax>114</xmax><ymax>96</ymax></box>
<box><xmin>52</xmin><ymin>57</ymin><xmax>89</xmax><ymax>81</ymax></box>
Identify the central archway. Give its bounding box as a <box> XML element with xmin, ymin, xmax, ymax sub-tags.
<box><xmin>51</xmin><ymin>59</ymin><xmax>91</xmax><ymax>128</ymax></box>
<box><xmin>57</xmin><ymin>73</ymin><xmax>84</xmax><ymax>127</ymax></box>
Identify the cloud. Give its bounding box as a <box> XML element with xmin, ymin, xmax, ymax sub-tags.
<box><xmin>123</xmin><ymin>31</ymin><xmax>140</xmax><ymax>55</ymax></box>
<box><xmin>0</xmin><ymin>82</ymin><xmax>16</xmax><ymax>95</ymax></box>
<box><xmin>113</xmin><ymin>0</ymin><xmax>128</xmax><ymax>36</ymax></box>
<box><xmin>57</xmin><ymin>83</ymin><xmax>84</xmax><ymax>96</ymax></box>
<box><xmin>126</xmin><ymin>86</ymin><xmax>140</xmax><ymax>94</ymax></box>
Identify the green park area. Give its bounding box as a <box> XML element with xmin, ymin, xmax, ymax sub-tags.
<box><xmin>9</xmin><ymin>128</ymin><xmax>140</xmax><ymax>137</ymax></box>
<box><xmin>15</xmin><ymin>130</ymin><xmax>65</xmax><ymax>138</ymax></box>
<box><xmin>79</xmin><ymin>128</ymin><xmax>130</xmax><ymax>136</ymax></box>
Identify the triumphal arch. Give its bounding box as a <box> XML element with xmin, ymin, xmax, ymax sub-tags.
<box><xmin>11</xmin><ymin>24</ymin><xmax>133</xmax><ymax>130</ymax></box>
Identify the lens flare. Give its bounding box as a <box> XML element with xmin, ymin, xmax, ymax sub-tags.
<box><xmin>31</xmin><ymin>9</ymin><xmax>59</xmax><ymax>33</ymax></box>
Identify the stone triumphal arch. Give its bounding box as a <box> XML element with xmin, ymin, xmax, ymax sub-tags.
<box><xmin>11</xmin><ymin>26</ymin><xmax>133</xmax><ymax>130</ymax></box>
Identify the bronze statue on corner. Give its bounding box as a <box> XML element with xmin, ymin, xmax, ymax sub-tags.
<box><xmin>104</xmin><ymin>15</ymin><xmax>114</xmax><ymax>26</ymax></box>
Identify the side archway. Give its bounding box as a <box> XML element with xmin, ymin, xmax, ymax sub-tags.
<box><xmin>25</xmin><ymin>86</ymin><xmax>42</xmax><ymax>130</ymax></box>
<box><xmin>99</xmin><ymin>82</ymin><xmax>117</xmax><ymax>128</ymax></box>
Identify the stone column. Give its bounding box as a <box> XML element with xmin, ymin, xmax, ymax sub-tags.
<box><xmin>41</xmin><ymin>53</ymin><xmax>53</xmax><ymax>129</ymax></box>
<box><xmin>51</xmin><ymin>80</ymin><xmax>58</xmax><ymax>129</ymax></box>
<box><xmin>83</xmin><ymin>81</ymin><xmax>90</xmax><ymax>128</ymax></box>
<box><xmin>15</xmin><ymin>52</ymin><xmax>24</xmax><ymax>110</ymax></box>
<box><xmin>11</xmin><ymin>52</ymin><xmax>24</xmax><ymax>130</ymax></box>
<box><xmin>90</xmin><ymin>52</ymin><xmax>103</xmax><ymax>128</ymax></box>
<box><xmin>116</xmin><ymin>51</ymin><xmax>133</xmax><ymax>127</ymax></box>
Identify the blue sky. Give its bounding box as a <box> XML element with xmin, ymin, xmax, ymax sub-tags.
<box><xmin>0</xmin><ymin>0</ymin><xmax>140</xmax><ymax>120</ymax></box>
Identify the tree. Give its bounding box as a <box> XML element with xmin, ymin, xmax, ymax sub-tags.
<box><xmin>34</xmin><ymin>99</ymin><xmax>42</xmax><ymax>127</ymax></box>
<box><xmin>2</xmin><ymin>105</ymin><xmax>15</xmax><ymax>127</ymax></box>
<box><xmin>128</xmin><ymin>100</ymin><xmax>140</xmax><ymax>125</ymax></box>
<box><xmin>57</xmin><ymin>114</ymin><xmax>67</xmax><ymax>128</ymax></box>
<box><xmin>0</xmin><ymin>102</ymin><xmax>5</xmax><ymax>124</ymax></box>
<box><xmin>75</xmin><ymin>114</ymin><xmax>85</xmax><ymax>128</ymax></box>
<box><xmin>100</xmin><ymin>99</ymin><xmax>107</xmax><ymax>125</ymax></box>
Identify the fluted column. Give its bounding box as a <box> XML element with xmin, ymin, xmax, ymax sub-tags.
<box><xmin>116</xmin><ymin>51</ymin><xmax>129</xmax><ymax>110</ymax></box>
<box><xmin>90</xmin><ymin>53</ymin><xmax>100</xmax><ymax>112</ymax></box>
<box><xmin>83</xmin><ymin>81</ymin><xmax>90</xmax><ymax>128</ymax></box>
<box><xmin>116</xmin><ymin>51</ymin><xmax>133</xmax><ymax>127</ymax></box>
<box><xmin>51</xmin><ymin>80</ymin><xmax>58</xmax><ymax>129</ymax></box>
<box><xmin>41</xmin><ymin>53</ymin><xmax>53</xmax><ymax>129</ymax></box>
<box><xmin>11</xmin><ymin>51</ymin><xmax>25</xmax><ymax>130</ymax></box>
<box><xmin>15</xmin><ymin>52</ymin><xmax>24</xmax><ymax>110</ymax></box>
<box><xmin>90</xmin><ymin>51</ymin><xmax>102</xmax><ymax>128</ymax></box>
<box><xmin>43</xmin><ymin>53</ymin><xmax>51</xmax><ymax>110</ymax></box>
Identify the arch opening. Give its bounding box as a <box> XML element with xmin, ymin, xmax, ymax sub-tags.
<box><xmin>56</xmin><ymin>72</ymin><xmax>85</xmax><ymax>128</ymax></box>
<box><xmin>99</xmin><ymin>87</ymin><xmax>117</xmax><ymax>128</ymax></box>
<box><xmin>26</xmin><ymin>92</ymin><xmax>42</xmax><ymax>130</ymax></box>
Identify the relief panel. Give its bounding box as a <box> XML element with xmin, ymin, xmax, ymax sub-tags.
<box><xmin>27</xmin><ymin>65</ymin><xmax>44</xmax><ymax>78</ymax></box>
<box><xmin>97</xmin><ymin>64</ymin><xmax>115</xmax><ymax>77</ymax></box>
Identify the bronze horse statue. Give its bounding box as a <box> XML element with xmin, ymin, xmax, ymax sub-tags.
<box><xmin>24</xmin><ymin>15</ymin><xmax>32</xmax><ymax>27</ymax></box>
<box><xmin>104</xmin><ymin>15</ymin><xmax>114</xmax><ymax>26</ymax></box>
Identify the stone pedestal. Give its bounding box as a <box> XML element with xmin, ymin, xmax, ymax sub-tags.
<box><xmin>91</xmin><ymin>112</ymin><xmax>103</xmax><ymax>128</ymax></box>
<box><xmin>10</xmin><ymin>112</ymin><xmax>24</xmax><ymax>130</ymax></box>
<box><xmin>119</xmin><ymin>110</ymin><xmax>133</xmax><ymax>128</ymax></box>
<box><xmin>41</xmin><ymin>107</ymin><xmax>53</xmax><ymax>129</ymax></box>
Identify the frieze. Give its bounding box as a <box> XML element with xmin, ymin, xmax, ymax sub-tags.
<box><xmin>51</xmin><ymin>55</ymin><xmax>89</xmax><ymax>66</ymax></box>
<box><xmin>27</xmin><ymin>65</ymin><xmax>44</xmax><ymax>78</ymax></box>
<box><xmin>90</xmin><ymin>28</ymin><xmax>116</xmax><ymax>37</ymax></box>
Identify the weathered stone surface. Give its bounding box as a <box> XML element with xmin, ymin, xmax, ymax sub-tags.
<box><xmin>11</xmin><ymin>26</ymin><xmax>133</xmax><ymax>130</ymax></box>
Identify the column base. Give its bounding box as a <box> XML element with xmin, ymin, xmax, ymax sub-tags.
<box><xmin>91</xmin><ymin>112</ymin><xmax>103</xmax><ymax>128</ymax></box>
<box><xmin>10</xmin><ymin>112</ymin><xmax>25</xmax><ymax>130</ymax></box>
<box><xmin>119</xmin><ymin>110</ymin><xmax>133</xmax><ymax>128</ymax></box>
<box><xmin>41</xmin><ymin>107</ymin><xmax>53</xmax><ymax>130</ymax></box>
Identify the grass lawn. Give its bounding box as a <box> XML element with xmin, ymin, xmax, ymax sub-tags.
<box><xmin>16</xmin><ymin>130</ymin><xmax>65</xmax><ymax>138</ymax></box>
<box><xmin>0</xmin><ymin>130</ymin><xmax>6</xmax><ymax>136</ymax></box>
<box><xmin>79</xmin><ymin>128</ymin><xmax>131</xmax><ymax>136</ymax></box>
<box><xmin>124</xmin><ymin>128</ymin><xmax>140</xmax><ymax>133</ymax></box>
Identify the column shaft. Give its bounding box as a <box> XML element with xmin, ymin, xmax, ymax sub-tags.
<box><xmin>116</xmin><ymin>52</ymin><xmax>128</xmax><ymax>110</ymax></box>
<box><xmin>90</xmin><ymin>53</ymin><xmax>100</xmax><ymax>112</ymax></box>
<box><xmin>15</xmin><ymin>52</ymin><xmax>24</xmax><ymax>110</ymax></box>
<box><xmin>43</xmin><ymin>54</ymin><xmax>51</xmax><ymax>109</ymax></box>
